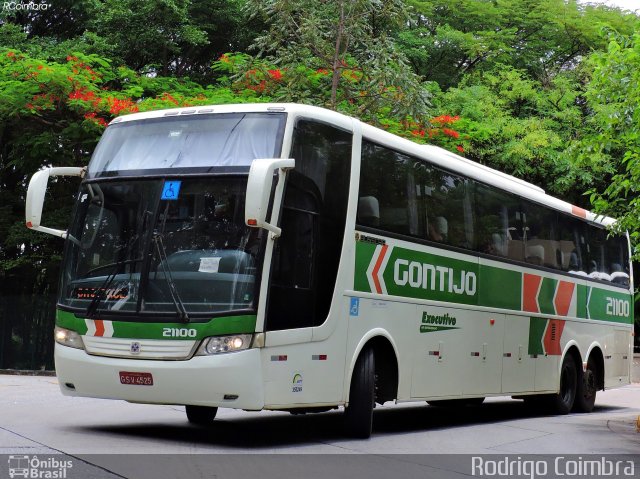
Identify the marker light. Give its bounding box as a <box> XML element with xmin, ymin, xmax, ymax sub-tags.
<box><xmin>54</xmin><ymin>326</ymin><xmax>85</xmax><ymax>349</ymax></box>
<box><xmin>196</xmin><ymin>334</ymin><xmax>253</xmax><ymax>356</ymax></box>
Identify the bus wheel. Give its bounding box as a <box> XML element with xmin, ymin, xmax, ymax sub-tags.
<box><xmin>186</xmin><ymin>405</ymin><xmax>218</xmax><ymax>425</ymax></box>
<box><xmin>574</xmin><ymin>356</ymin><xmax>597</xmax><ymax>413</ymax></box>
<box><xmin>344</xmin><ymin>347</ymin><xmax>375</xmax><ymax>439</ymax></box>
<box><xmin>549</xmin><ymin>354</ymin><xmax>578</xmax><ymax>414</ymax></box>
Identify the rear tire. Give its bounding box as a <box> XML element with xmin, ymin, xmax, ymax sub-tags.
<box><xmin>186</xmin><ymin>405</ymin><xmax>218</xmax><ymax>425</ymax></box>
<box><xmin>344</xmin><ymin>347</ymin><xmax>375</xmax><ymax>439</ymax></box>
<box><xmin>547</xmin><ymin>354</ymin><xmax>578</xmax><ymax>414</ymax></box>
<box><xmin>574</xmin><ymin>356</ymin><xmax>598</xmax><ymax>413</ymax></box>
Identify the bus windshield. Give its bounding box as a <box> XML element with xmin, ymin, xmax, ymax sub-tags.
<box><xmin>60</xmin><ymin>177</ymin><xmax>264</xmax><ymax>318</ymax></box>
<box><xmin>88</xmin><ymin>112</ymin><xmax>286</xmax><ymax>176</ymax></box>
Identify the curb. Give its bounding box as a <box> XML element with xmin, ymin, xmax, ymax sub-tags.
<box><xmin>0</xmin><ymin>369</ymin><xmax>56</xmax><ymax>377</ymax></box>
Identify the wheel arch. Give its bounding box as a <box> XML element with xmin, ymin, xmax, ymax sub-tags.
<box><xmin>584</xmin><ymin>343</ymin><xmax>605</xmax><ymax>390</ymax></box>
<box><xmin>560</xmin><ymin>341</ymin><xmax>583</xmax><ymax>381</ymax></box>
<box><xmin>345</xmin><ymin>329</ymin><xmax>399</xmax><ymax>405</ymax></box>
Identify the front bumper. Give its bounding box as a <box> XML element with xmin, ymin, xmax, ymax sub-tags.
<box><xmin>54</xmin><ymin>343</ymin><xmax>265</xmax><ymax>410</ymax></box>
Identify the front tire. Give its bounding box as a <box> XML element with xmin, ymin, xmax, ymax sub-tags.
<box><xmin>344</xmin><ymin>347</ymin><xmax>375</xmax><ymax>439</ymax></box>
<box><xmin>574</xmin><ymin>356</ymin><xmax>598</xmax><ymax>413</ymax></box>
<box><xmin>548</xmin><ymin>354</ymin><xmax>578</xmax><ymax>414</ymax></box>
<box><xmin>186</xmin><ymin>405</ymin><xmax>218</xmax><ymax>425</ymax></box>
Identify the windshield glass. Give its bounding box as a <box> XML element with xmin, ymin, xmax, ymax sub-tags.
<box><xmin>88</xmin><ymin>113</ymin><xmax>285</xmax><ymax>176</ymax></box>
<box><xmin>60</xmin><ymin>177</ymin><xmax>265</xmax><ymax>317</ymax></box>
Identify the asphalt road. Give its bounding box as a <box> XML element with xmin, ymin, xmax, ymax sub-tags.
<box><xmin>0</xmin><ymin>362</ymin><xmax>638</xmax><ymax>479</ymax></box>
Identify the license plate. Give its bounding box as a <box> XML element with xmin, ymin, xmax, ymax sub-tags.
<box><xmin>119</xmin><ymin>371</ymin><xmax>153</xmax><ymax>386</ymax></box>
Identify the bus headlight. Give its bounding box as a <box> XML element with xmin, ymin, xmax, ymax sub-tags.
<box><xmin>54</xmin><ymin>326</ymin><xmax>85</xmax><ymax>349</ymax></box>
<box><xmin>196</xmin><ymin>334</ymin><xmax>252</xmax><ymax>355</ymax></box>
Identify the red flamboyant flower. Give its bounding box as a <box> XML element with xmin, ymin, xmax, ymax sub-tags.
<box><xmin>108</xmin><ymin>97</ymin><xmax>138</xmax><ymax>115</ymax></box>
<box><xmin>161</xmin><ymin>93</ymin><xmax>179</xmax><ymax>105</ymax></box>
<box><xmin>431</xmin><ymin>115</ymin><xmax>460</xmax><ymax>125</ymax></box>
<box><xmin>268</xmin><ymin>69</ymin><xmax>282</xmax><ymax>81</ymax></box>
<box><xmin>442</xmin><ymin>128</ymin><xmax>460</xmax><ymax>138</ymax></box>
<box><xmin>456</xmin><ymin>145</ymin><xmax>464</xmax><ymax>153</ymax></box>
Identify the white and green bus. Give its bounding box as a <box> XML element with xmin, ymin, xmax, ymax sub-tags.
<box><xmin>26</xmin><ymin>103</ymin><xmax>633</xmax><ymax>438</ymax></box>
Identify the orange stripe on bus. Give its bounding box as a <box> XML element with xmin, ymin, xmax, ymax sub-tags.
<box><xmin>372</xmin><ymin>245</ymin><xmax>388</xmax><ymax>294</ymax></box>
<box><xmin>523</xmin><ymin>273</ymin><xmax>542</xmax><ymax>313</ymax></box>
<box><xmin>94</xmin><ymin>320</ymin><xmax>105</xmax><ymax>337</ymax></box>
<box><xmin>571</xmin><ymin>206</ymin><xmax>587</xmax><ymax>218</ymax></box>
<box><xmin>554</xmin><ymin>281</ymin><xmax>575</xmax><ymax>316</ymax></box>
<box><xmin>543</xmin><ymin>319</ymin><xmax>565</xmax><ymax>355</ymax></box>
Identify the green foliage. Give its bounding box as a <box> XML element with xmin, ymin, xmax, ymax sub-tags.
<box><xmin>428</xmin><ymin>66</ymin><xmax>589</xmax><ymax>200</ymax></box>
<box><xmin>573</xmin><ymin>32</ymin><xmax>640</xmax><ymax>258</ymax></box>
<box><xmin>244</xmin><ymin>0</ymin><xmax>431</xmax><ymax>120</ymax></box>
<box><xmin>400</xmin><ymin>0</ymin><xmax>639</xmax><ymax>89</ymax></box>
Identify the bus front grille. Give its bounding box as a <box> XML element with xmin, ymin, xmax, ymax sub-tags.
<box><xmin>82</xmin><ymin>336</ymin><xmax>197</xmax><ymax>360</ymax></box>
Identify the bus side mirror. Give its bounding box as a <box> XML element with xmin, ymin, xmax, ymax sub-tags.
<box><xmin>245</xmin><ymin>158</ymin><xmax>295</xmax><ymax>238</ymax></box>
<box><xmin>26</xmin><ymin>166</ymin><xmax>85</xmax><ymax>239</ymax></box>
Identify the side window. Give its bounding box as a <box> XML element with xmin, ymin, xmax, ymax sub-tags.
<box><xmin>358</xmin><ymin>141</ymin><xmax>416</xmax><ymax>235</ymax></box>
<box><xmin>357</xmin><ymin>140</ymin><xmax>475</xmax><ymax>250</ymax></box>
<box><xmin>523</xmin><ymin>202</ymin><xmax>558</xmax><ymax>268</ymax></box>
<box><xmin>475</xmin><ymin>183</ymin><xmax>524</xmax><ymax>261</ymax></box>
<box><xmin>586</xmin><ymin>226</ymin><xmax>630</xmax><ymax>285</ymax></box>
<box><xmin>587</xmin><ymin>227</ymin><xmax>608</xmax><ymax>280</ymax></box>
<box><xmin>271</xmin><ymin>174</ymin><xmax>318</xmax><ymax>291</ymax></box>
<box><xmin>267</xmin><ymin>120</ymin><xmax>352</xmax><ymax>331</ymax></box>
<box><xmin>606</xmin><ymin>235</ymin><xmax>630</xmax><ymax>286</ymax></box>
<box><xmin>557</xmin><ymin>213</ymin><xmax>587</xmax><ymax>275</ymax></box>
<box><xmin>421</xmin><ymin>167</ymin><xmax>474</xmax><ymax>250</ymax></box>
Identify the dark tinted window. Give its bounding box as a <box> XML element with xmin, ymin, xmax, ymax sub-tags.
<box><xmin>358</xmin><ymin>140</ymin><xmax>474</xmax><ymax>250</ymax></box>
<box><xmin>474</xmin><ymin>183</ymin><xmax>524</xmax><ymax>261</ymax></box>
<box><xmin>356</xmin><ymin>141</ymin><xmax>629</xmax><ymax>287</ymax></box>
<box><xmin>267</xmin><ymin>120</ymin><xmax>352</xmax><ymax>330</ymax></box>
<box><xmin>557</xmin><ymin>213</ymin><xmax>587</xmax><ymax>274</ymax></box>
<box><xmin>587</xmin><ymin>227</ymin><xmax>630</xmax><ymax>285</ymax></box>
<box><xmin>523</xmin><ymin>201</ymin><xmax>558</xmax><ymax>268</ymax></box>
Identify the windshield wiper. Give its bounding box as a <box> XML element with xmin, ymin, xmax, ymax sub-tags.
<box><xmin>153</xmin><ymin>232</ymin><xmax>190</xmax><ymax>323</ymax></box>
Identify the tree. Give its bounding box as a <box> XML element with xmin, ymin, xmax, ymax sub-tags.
<box><xmin>399</xmin><ymin>0</ymin><xmax>639</xmax><ymax>90</ymax></box>
<box><xmin>429</xmin><ymin>66</ymin><xmax>589</xmax><ymax>201</ymax></box>
<box><xmin>244</xmin><ymin>0</ymin><xmax>431</xmax><ymax>120</ymax></box>
<box><xmin>0</xmin><ymin>48</ymin><xmax>256</xmax><ymax>368</ymax></box>
<box><xmin>574</xmin><ymin>32</ymin><xmax>640</xmax><ymax>259</ymax></box>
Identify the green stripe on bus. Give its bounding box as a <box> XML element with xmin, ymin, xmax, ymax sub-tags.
<box><xmin>354</xmin><ymin>240</ymin><xmax>376</xmax><ymax>292</ymax></box>
<box><xmin>577</xmin><ymin>285</ymin><xmax>588</xmax><ymax>319</ymax></box>
<box><xmin>382</xmin><ymin>246</ymin><xmax>479</xmax><ymax>305</ymax></box>
<box><xmin>586</xmin><ymin>287</ymin><xmax>634</xmax><ymax>324</ymax></box>
<box><xmin>477</xmin><ymin>265</ymin><xmax>521</xmax><ymax>311</ymax></box>
<box><xmin>528</xmin><ymin>317</ymin><xmax>546</xmax><ymax>355</ymax></box>
<box><xmin>353</xmin><ymin>240</ymin><xmax>633</xmax><ymax>324</ymax></box>
<box><xmin>55</xmin><ymin>310</ymin><xmax>257</xmax><ymax>339</ymax></box>
<box><xmin>538</xmin><ymin>277</ymin><xmax>557</xmax><ymax>315</ymax></box>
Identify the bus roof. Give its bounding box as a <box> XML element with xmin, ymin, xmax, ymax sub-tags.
<box><xmin>110</xmin><ymin>103</ymin><xmax>615</xmax><ymax>227</ymax></box>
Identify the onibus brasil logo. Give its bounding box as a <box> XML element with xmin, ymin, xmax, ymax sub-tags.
<box><xmin>8</xmin><ymin>455</ymin><xmax>72</xmax><ymax>478</ymax></box>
